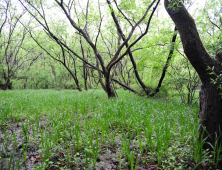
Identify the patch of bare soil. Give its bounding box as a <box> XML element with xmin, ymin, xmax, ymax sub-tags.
<box><xmin>0</xmin><ymin>120</ymin><xmax>43</xmax><ymax>170</ymax></box>
<box><xmin>0</xmin><ymin>119</ymin><xmax>159</xmax><ymax>169</ymax></box>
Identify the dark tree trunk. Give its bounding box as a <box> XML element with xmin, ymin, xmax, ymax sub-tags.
<box><xmin>84</xmin><ymin>67</ymin><xmax>88</xmax><ymax>91</ymax></box>
<box><xmin>95</xmin><ymin>57</ymin><xmax>116</xmax><ymax>98</ymax></box>
<box><xmin>1</xmin><ymin>75</ymin><xmax>12</xmax><ymax>90</ymax></box>
<box><xmin>0</xmin><ymin>84</ymin><xmax>7</xmax><ymax>90</ymax></box>
<box><xmin>70</xmin><ymin>59</ymin><xmax>82</xmax><ymax>91</ymax></box>
<box><xmin>199</xmin><ymin>82</ymin><xmax>222</xmax><ymax>146</ymax></box>
<box><xmin>5</xmin><ymin>78</ymin><xmax>12</xmax><ymax>89</ymax></box>
<box><xmin>96</xmin><ymin>57</ymin><xmax>108</xmax><ymax>93</ymax></box>
<box><xmin>105</xmin><ymin>76</ymin><xmax>116</xmax><ymax>99</ymax></box>
<box><xmin>83</xmin><ymin>60</ymin><xmax>88</xmax><ymax>91</ymax></box>
<box><xmin>80</xmin><ymin>38</ymin><xmax>88</xmax><ymax>91</ymax></box>
<box><xmin>23</xmin><ymin>78</ymin><xmax>27</xmax><ymax>89</ymax></box>
<box><xmin>150</xmin><ymin>26</ymin><xmax>178</xmax><ymax>97</ymax></box>
<box><xmin>1</xmin><ymin>70</ymin><xmax>12</xmax><ymax>90</ymax></box>
<box><xmin>64</xmin><ymin>64</ymin><xmax>82</xmax><ymax>91</ymax></box>
<box><xmin>164</xmin><ymin>0</ymin><xmax>222</xmax><ymax>148</ymax></box>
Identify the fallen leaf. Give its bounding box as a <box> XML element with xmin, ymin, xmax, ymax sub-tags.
<box><xmin>58</xmin><ymin>163</ymin><xmax>65</xmax><ymax>167</ymax></box>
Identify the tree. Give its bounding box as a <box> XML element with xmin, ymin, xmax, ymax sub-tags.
<box><xmin>19</xmin><ymin>0</ymin><xmax>161</xmax><ymax>98</ymax></box>
<box><xmin>28</xmin><ymin>30</ymin><xmax>83</xmax><ymax>91</ymax></box>
<box><xmin>164</xmin><ymin>0</ymin><xmax>222</xmax><ymax>148</ymax></box>
<box><xmin>150</xmin><ymin>26</ymin><xmax>178</xmax><ymax>97</ymax></box>
<box><xmin>0</xmin><ymin>0</ymin><xmax>39</xmax><ymax>90</ymax></box>
<box><xmin>106</xmin><ymin>0</ymin><xmax>151</xmax><ymax>95</ymax></box>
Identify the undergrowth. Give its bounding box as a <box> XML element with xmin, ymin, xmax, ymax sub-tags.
<box><xmin>0</xmin><ymin>89</ymin><xmax>220</xmax><ymax>169</ymax></box>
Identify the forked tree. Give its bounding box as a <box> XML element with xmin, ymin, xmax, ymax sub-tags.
<box><xmin>164</xmin><ymin>0</ymin><xmax>222</xmax><ymax>148</ymax></box>
<box><xmin>19</xmin><ymin>0</ymin><xmax>161</xmax><ymax>98</ymax></box>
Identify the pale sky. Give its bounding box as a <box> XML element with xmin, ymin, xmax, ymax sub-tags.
<box><xmin>158</xmin><ymin>0</ymin><xmax>206</xmax><ymax>19</ymax></box>
<box><xmin>189</xmin><ymin>0</ymin><xmax>206</xmax><ymax>13</ymax></box>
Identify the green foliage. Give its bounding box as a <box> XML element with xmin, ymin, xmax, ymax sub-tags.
<box><xmin>119</xmin><ymin>0</ymin><xmax>136</xmax><ymax>11</ymax></box>
<box><xmin>207</xmin><ymin>66</ymin><xmax>222</xmax><ymax>96</ymax></box>
<box><xmin>194</xmin><ymin>0</ymin><xmax>222</xmax><ymax>57</ymax></box>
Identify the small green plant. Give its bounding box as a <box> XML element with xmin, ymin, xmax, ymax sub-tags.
<box><xmin>190</xmin><ymin>126</ymin><xmax>207</xmax><ymax>166</ymax></box>
<box><xmin>207</xmin><ymin>132</ymin><xmax>222</xmax><ymax>168</ymax></box>
<box><xmin>155</xmin><ymin>126</ymin><xmax>164</xmax><ymax>167</ymax></box>
<box><xmin>85</xmin><ymin>148</ymin><xmax>90</xmax><ymax>168</ymax></box>
<box><xmin>207</xmin><ymin>66</ymin><xmax>222</xmax><ymax>96</ymax></box>
<box><xmin>22</xmin><ymin>120</ymin><xmax>29</xmax><ymax>144</ymax></box>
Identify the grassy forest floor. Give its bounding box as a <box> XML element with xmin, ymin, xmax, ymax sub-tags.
<box><xmin>0</xmin><ymin>89</ymin><xmax>221</xmax><ymax>170</ymax></box>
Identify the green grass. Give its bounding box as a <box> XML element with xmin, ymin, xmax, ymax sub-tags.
<box><xmin>0</xmin><ymin>89</ymin><xmax>217</xmax><ymax>169</ymax></box>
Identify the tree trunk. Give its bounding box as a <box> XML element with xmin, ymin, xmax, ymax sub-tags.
<box><xmin>150</xmin><ymin>26</ymin><xmax>178</xmax><ymax>97</ymax></box>
<box><xmin>5</xmin><ymin>78</ymin><xmax>12</xmax><ymax>90</ymax></box>
<box><xmin>96</xmin><ymin>57</ymin><xmax>108</xmax><ymax>93</ymax></box>
<box><xmin>0</xmin><ymin>84</ymin><xmax>7</xmax><ymax>90</ymax></box>
<box><xmin>164</xmin><ymin>0</ymin><xmax>222</xmax><ymax>149</ymax></box>
<box><xmin>64</xmin><ymin>64</ymin><xmax>82</xmax><ymax>91</ymax></box>
<box><xmin>83</xmin><ymin>62</ymin><xmax>88</xmax><ymax>91</ymax></box>
<box><xmin>84</xmin><ymin>71</ymin><xmax>88</xmax><ymax>91</ymax></box>
<box><xmin>80</xmin><ymin>38</ymin><xmax>88</xmax><ymax>91</ymax></box>
<box><xmin>199</xmin><ymin>82</ymin><xmax>222</xmax><ymax>147</ymax></box>
<box><xmin>23</xmin><ymin>78</ymin><xmax>27</xmax><ymax>89</ymax></box>
<box><xmin>105</xmin><ymin>75</ymin><xmax>116</xmax><ymax>99</ymax></box>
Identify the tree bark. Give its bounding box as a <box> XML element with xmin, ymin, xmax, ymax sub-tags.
<box><xmin>80</xmin><ymin>38</ymin><xmax>88</xmax><ymax>91</ymax></box>
<box><xmin>105</xmin><ymin>76</ymin><xmax>116</xmax><ymax>99</ymax></box>
<box><xmin>150</xmin><ymin>26</ymin><xmax>178</xmax><ymax>97</ymax></box>
<box><xmin>69</xmin><ymin>60</ymin><xmax>82</xmax><ymax>91</ymax></box>
<box><xmin>64</xmin><ymin>65</ymin><xmax>82</xmax><ymax>91</ymax></box>
<box><xmin>23</xmin><ymin>78</ymin><xmax>27</xmax><ymax>89</ymax></box>
<box><xmin>164</xmin><ymin>0</ymin><xmax>222</xmax><ymax>148</ymax></box>
<box><xmin>111</xmin><ymin>77</ymin><xmax>138</xmax><ymax>94</ymax></box>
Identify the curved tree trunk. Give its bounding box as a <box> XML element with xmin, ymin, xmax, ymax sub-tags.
<box><xmin>105</xmin><ymin>75</ymin><xmax>116</xmax><ymax>99</ymax></box>
<box><xmin>164</xmin><ymin>0</ymin><xmax>222</xmax><ymax>148</ymax></box>
<box><xmin>150</xmin><ymin>26</ymin><xmax>178</xmax><ymax>97</ymax></box>
<box><xmin>96</xmin><ymin>57</ymin><xmax>116</xmax><ymax>98</ymax></box>
<box><xmin>63</xmin><ymin>64</ymin><xmax>82</xmax><ymax>91</ymax></box>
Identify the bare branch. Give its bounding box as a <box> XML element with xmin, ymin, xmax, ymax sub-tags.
<box><xmin>113</xmin><ymin>0</ymin><xmax>133</xmax><ymax>27</ymax></box>
<box><xmin>108</xmin><ymin>0</ymin><xmax>160</xmax><ymax>70</ymax></box>
<box><xmin>95</xmin><ymin>16</ymin><xmax>103</xmax><ymax>47</ymax></box>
